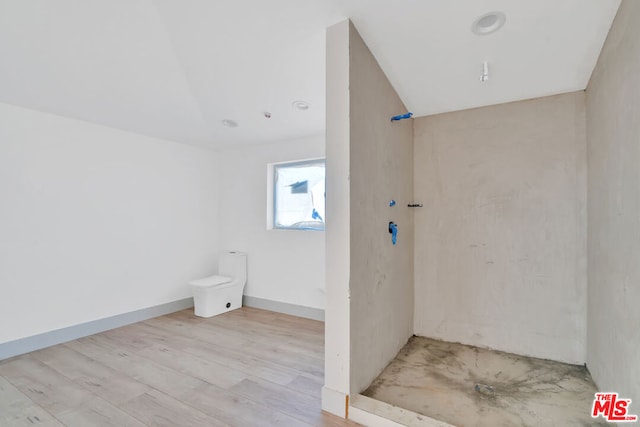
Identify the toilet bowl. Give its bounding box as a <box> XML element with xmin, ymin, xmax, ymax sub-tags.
<box><xmin>189</xmin><ymin>251</ymin><xmax>247</xmax><ymax>318</ymax></box>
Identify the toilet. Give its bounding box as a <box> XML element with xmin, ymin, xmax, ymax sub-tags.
<box><xmin>189</xmin><ymin>251</ymin><xmax>247</xmax><ymax>318</ymax></box>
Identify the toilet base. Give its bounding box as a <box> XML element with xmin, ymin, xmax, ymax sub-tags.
<box><xmin>192</xmin><ymin>283</ymin><xmax>243</xmax><ymax>318</ymax></box>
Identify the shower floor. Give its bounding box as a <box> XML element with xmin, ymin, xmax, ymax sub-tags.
<box><xmin>362</xmin><ymin>336</ymin><xmax>606</xmax><ymax>427</ymax></box>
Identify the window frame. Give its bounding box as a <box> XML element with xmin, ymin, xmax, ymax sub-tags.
<box><xmin>268</xmin><ymin>158</ymin><xmax>326</xmax><ymax>232</ymax></box>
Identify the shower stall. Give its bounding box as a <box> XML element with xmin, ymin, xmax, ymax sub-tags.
<box><xmin>324</xmin><ymin>6</ymin><xmax>639</xmax><ymax>425</ymax></box>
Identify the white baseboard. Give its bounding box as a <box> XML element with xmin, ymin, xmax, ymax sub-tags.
<box><xmin>243</xmin><ymin>295</ymin><xmax>324</xmax><ymax>321</ymax></box>
<box><xmin>322</xmin><ymin>386</ymin><xmax>349</xmax><ymax>418</ymax></box>
<box><xmin>0</xmin><ymin>298</ymin><xmax>193</xmax><ymax>361</ymax></box>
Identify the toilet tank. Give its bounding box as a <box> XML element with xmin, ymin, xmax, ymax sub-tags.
<box><xmin>218</xmin><ymin>251</ymin><xmax>247</xmax><ymax>283</ymax></box>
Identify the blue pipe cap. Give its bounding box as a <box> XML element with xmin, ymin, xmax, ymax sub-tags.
<box><xmin>388</xmin><ymin>222</ymin><xmax>398</xmax><ymax>245</ymax></box>
<box><xmin>391</xmin><ymin>112</ymin><xmax>413</xmax><ymax>122</ymax></box>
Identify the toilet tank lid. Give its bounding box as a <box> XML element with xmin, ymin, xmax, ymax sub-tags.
<box><xmin>189</xmin><ymin>275</ymin><xmax>232</xmax><ymax>288</ymax></box>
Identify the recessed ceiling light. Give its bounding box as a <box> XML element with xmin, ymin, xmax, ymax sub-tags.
<box><xmin>472</xmin><ymin>12</ymin><xmax>506</xmax><ymax>36</ymax></box>
<box><xmin>221</xmin><ymin>119</ymin><xmax>238</xmax><ymax>128</ymax></box>
<box><xmin>292</xmin><ymin>101</ymin><xmax>310</xmax><ymax>111</ymax></box>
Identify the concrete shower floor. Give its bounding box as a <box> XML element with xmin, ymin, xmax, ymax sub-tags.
<box><xmin>362</xmin><ymin>336</ymin><xmax>606</xmax><ymax>427</ymax></box>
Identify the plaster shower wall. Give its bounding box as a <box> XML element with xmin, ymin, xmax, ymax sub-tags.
<box><xmin>586</xmin><ymin>0</ymin><xmax>640</xmax><ymax>403</ymax></box>
<box><xmin>413</xmin><ymin>92</ymin><xmax>587</xmax><ymax>364</ymax></box>
<box><xmin>349</xmin><ymin>22</ymin><xmax>414</xmax><ymax>394</ymax></box>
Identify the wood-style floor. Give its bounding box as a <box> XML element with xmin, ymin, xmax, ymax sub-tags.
<box><xmin>0</xmin><ymin>307</ymin><xmax>358</xmax><ymax>427</ymax></box>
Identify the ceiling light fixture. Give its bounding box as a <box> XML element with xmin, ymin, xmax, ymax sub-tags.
<box><xmin>472</xmin><ymin>12</ymin><xmax>506</xmax><ymax>36</ymax></box>
<box><xmin>221</xmin><ymin>119</ymin><xmax>238</xmax><ymax>128</ymax></box>
<box><xmin>292</xmin><ymin>100</ymin><xmax>310</xmax><ymax>111</ymax></box>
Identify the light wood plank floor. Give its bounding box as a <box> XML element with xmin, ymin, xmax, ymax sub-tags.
<box><xmin>0</xmin><ymin>307</ymin><xmax>358</xmax><ymax>427</ymax></box>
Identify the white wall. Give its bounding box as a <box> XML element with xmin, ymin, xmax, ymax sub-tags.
<box><xmin>586</xmin><ymin>0</ymin><xmax>640</xmax><ymax>403</ymax></box>
<box><xmin>323</xmin><ymin>20</ymin><xmax>351</xmax><ymax>417</ymax></box>
<box><xmin>0</xmin><ymin>103</ymin><xmax>219</xmax><ymax>344</ymax></box>
<box><xmin>414</xmin><ymin>92</ymin><xmax>587</xmax><ymax>364</ymax></box>
<box><xmin>217</xmin><ymin>135</ymin><xmax>325</xmax><ymax>310</ymax></box>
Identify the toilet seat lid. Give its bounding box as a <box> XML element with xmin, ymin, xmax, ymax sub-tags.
<box><xmin>189</xmin><ymin>275</ymin><xmax>232</xmax><ymax>288</ymax></box>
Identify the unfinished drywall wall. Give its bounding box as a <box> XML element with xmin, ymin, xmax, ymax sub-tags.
<box><xmin>586</xmin><ymin>0</ymin><xmax>640</xmax><ymax>403</ymax></box>
<box><xmin>217</xmin><ymin>135</ymin><xmax>325</xmax><ymax>312</ymax></box>
<box><xmin>414</xmin><ymin>92</ymin><xmax>587</xmax><ymax>364</ymax></box>
<box><xmin>0</xmin><ymin>103</ymin><xmax>219</xmax><ymax>344</ymax></box>
<box><xmin>349</xmin><ymin>22</ymin><xmax>414</xmax><ymax>394</ymax></box>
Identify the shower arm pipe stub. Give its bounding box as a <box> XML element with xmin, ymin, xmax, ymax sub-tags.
<box><xmin>407</xmin><ymin>203</ymin><xmax>423</xmax><ymax>208</ymax></box>
<box><xmin>390</xmin><ymin>112</ymin><xmax>413</xmax><ymax>122</ymax></box>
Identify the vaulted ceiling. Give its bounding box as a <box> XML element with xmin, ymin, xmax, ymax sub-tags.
<box><xmin>0</xmin><ymin>0</ymin><xmax>621</xmax><ymax>149</ymax></box>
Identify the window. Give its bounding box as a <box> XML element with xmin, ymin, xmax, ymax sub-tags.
<box><xmin>270</xmin><ymin>159</ymin><xmax>325</xmax><ymax>231</ymax></box>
